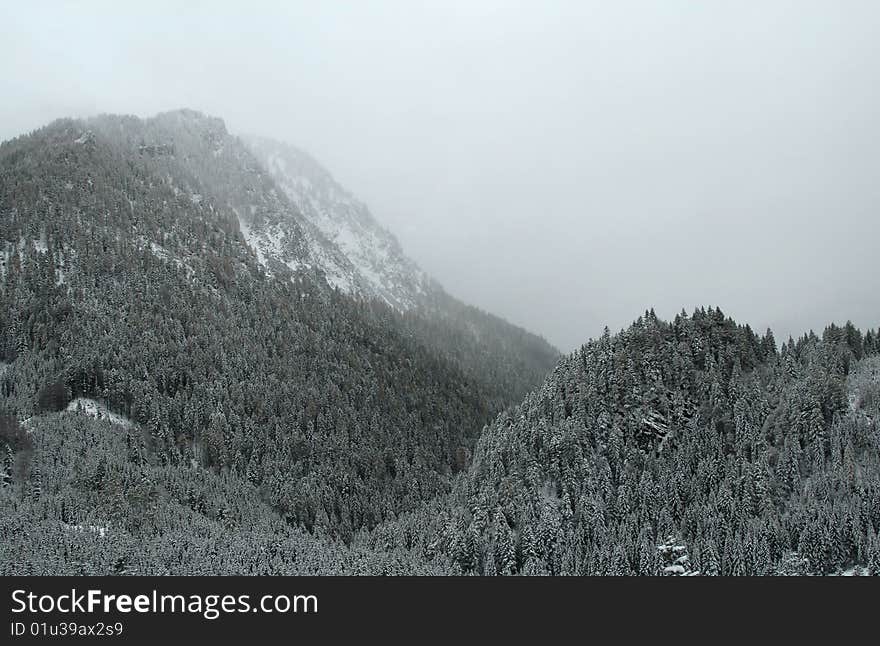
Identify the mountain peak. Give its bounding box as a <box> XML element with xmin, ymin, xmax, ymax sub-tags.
<box><xmin>153</xmin><ymin>108</ymin><xmax>228</xmax><ymax>136</ymax></box>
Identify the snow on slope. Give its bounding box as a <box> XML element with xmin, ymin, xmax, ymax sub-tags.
<box><xmin>62</xmin><ymin>523</ymin><xmax>109</xmax><ymax>538</ymax></box>
<box><xmin>235</xmin><ymin>208</ymin><xmax>356</xmax><ymax>291</ymax></box>
<box><xmin>65</xmin><ymin>398</ymin><xmax>133</xmax><ymax>428</ymax></box>
<box><xmin>847</xmin><ymin>356</ymin><xmax>879</xmax><ymax>422</ymax></box>
<box><xmin>243</xmin><ymin>135</ymin><xmax>431</xmax><ymax>309</ymax></box>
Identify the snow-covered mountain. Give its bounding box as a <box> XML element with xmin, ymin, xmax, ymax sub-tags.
<box><xmin>73</xmin><ymin>110</ymin><xmax>425</xmax><ymax>309</ymax></box>
<box><xmin>0</xmin><ymin>108</ymin><xmax>558</xmax><ymax>406</ymax></box>
<box><xmin>243</xmin><ymin>135</ymin><xmax>431</xmax><ymax>310</ymax></box>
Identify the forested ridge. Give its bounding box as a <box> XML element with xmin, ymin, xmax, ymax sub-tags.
<box><xmin>362</xmin><ymin>310</ymin><xmax>880</xmax><ymax>575</ymax></box>
<box><xmin>1</xmin><ymin>111</ymin><xmax>878</xmax><ymax>575</ymax></box>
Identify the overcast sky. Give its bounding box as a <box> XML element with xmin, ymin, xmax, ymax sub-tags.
<box><xmin>2</xmin><ymin>1</ymin><xmax>878</xmax><ymax>350</ymax></box>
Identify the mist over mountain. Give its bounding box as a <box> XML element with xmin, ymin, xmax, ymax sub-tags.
<box><xmin>5</xmin><ymin>2</ymin><xmax>879</xmax><ymax>354</ymax></box>
<box><xmin>242</xmin><ymin>134</ymin><xmax>430</xmax><ymax>311</ymax></box>
<box><xmin>1</xmin><ymin>110</ymin><xmax>877</xmax><ymax>576</ymax></box>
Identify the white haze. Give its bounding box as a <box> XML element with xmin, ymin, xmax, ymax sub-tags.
<box><xmin>2</xmin><ymin>1</ymin><xmax>878</xmax><ymax>351</ymax></box>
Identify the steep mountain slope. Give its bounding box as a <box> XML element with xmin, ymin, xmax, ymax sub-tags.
<box><xmin>0</xmin><ymin>109</ymin><xmax>553</xmax><ymax>550</ymax></box>
<box><xmin>363</xmin><ymin>310</ymin><xmax>880</xmax><ymax>575</ymax></box>
<box><xmin>244</xmin><ymin>135</ymin><xmax>430</xmax><ymax>310</ymax></box>
<box><xmin>244</xmin><ymin>134</ymin><xmax>559</xmax><ymax>406</ymax></box>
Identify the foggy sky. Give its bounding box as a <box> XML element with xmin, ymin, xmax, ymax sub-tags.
<box><xmin>3</xmin><ymin>1</ymin><xmax>878</xmax><ymax>351</ymax></box>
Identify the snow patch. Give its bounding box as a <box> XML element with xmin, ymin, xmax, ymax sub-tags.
<box><xmin>62</xmin><ymin>523</ymin><xmax>109</xmax><ymax>538</ymax></box>
<box><xmin>236</xmin><ymin>213</ymin><xmax>305</xmax><ymax>277</ymax></box>
<box><xmin>147</xmin><ymin>241</ymin><xmax>196</xmax><ymax>279</ymax></box>
<box><xmin>65</xmin><ymin>398</ymin><xmax>133</xmax><ymax>428</ymax></box>
<box><xmin>847</xmin><ymin>356</ymin><xmax>880</xmax><ymax>421</ymax></box>
<box><xmin>237</xmin><ymin>217</ymin><xmax>271</xmax><ymax>273</ymax></box>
